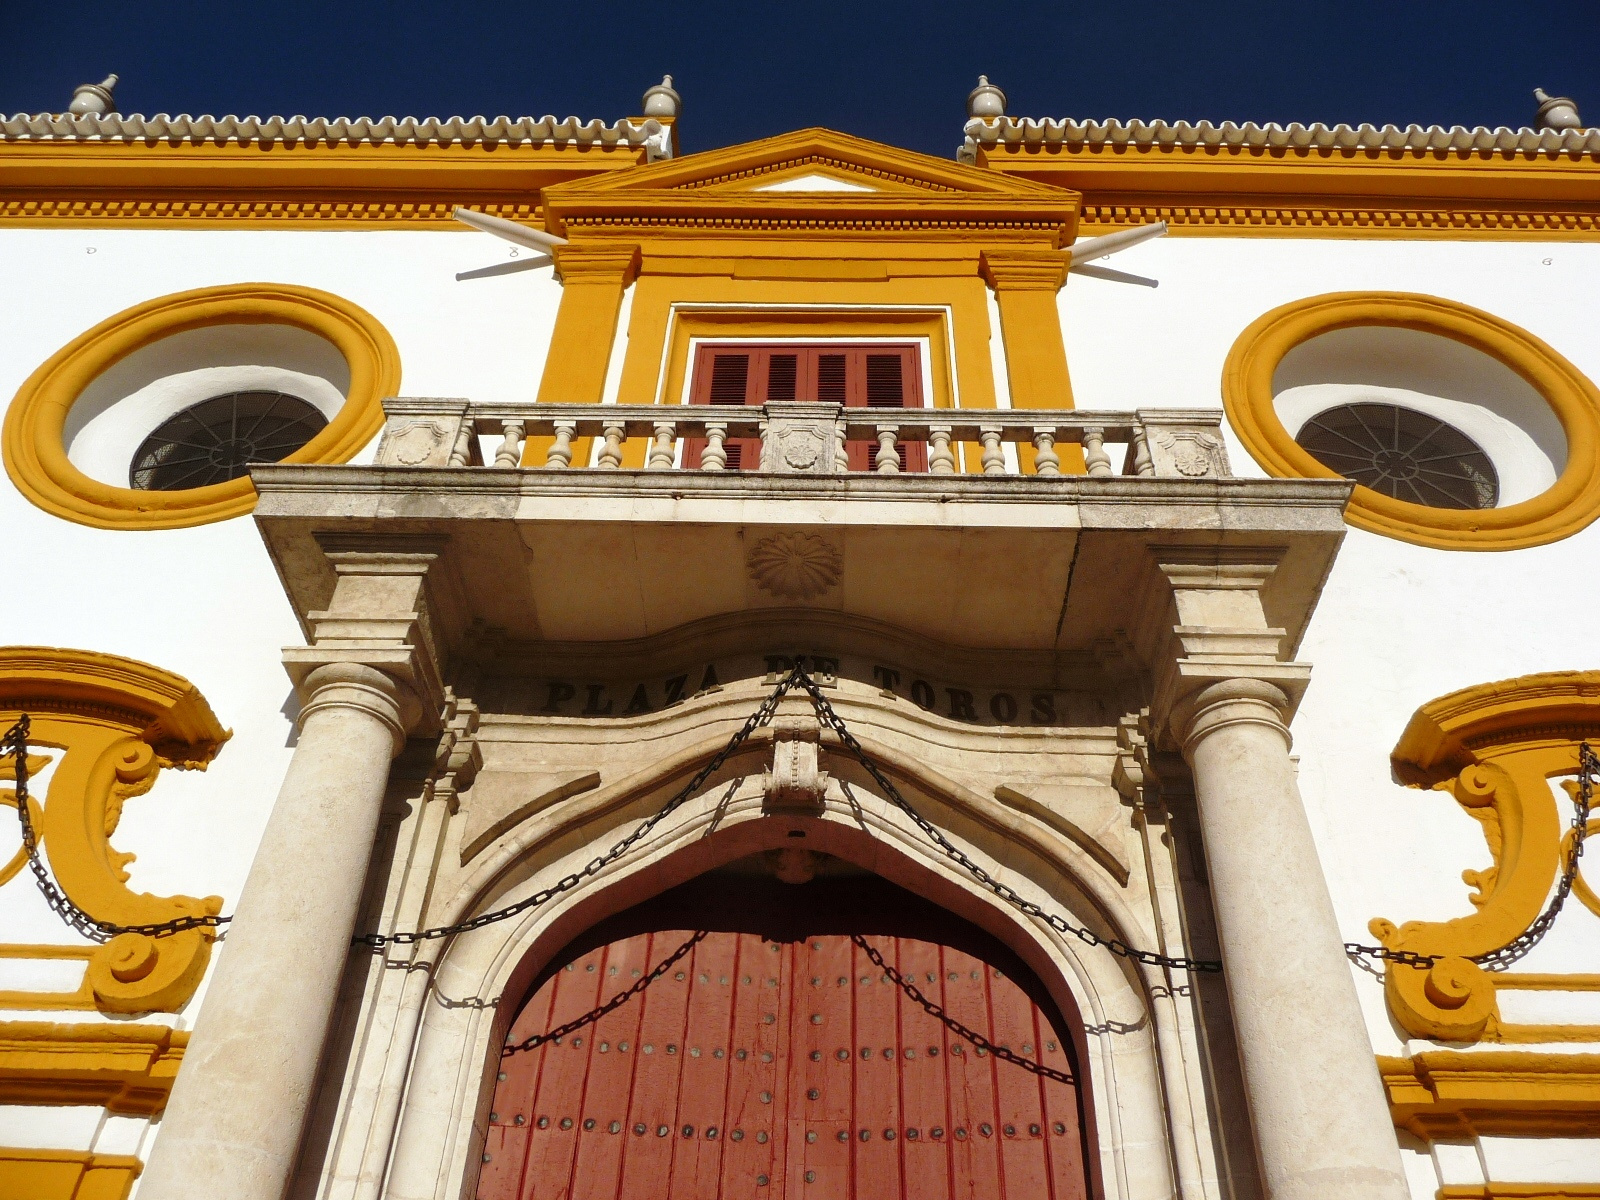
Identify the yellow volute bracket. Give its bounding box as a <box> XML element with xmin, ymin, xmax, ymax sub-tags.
<box><xmin>1374</xmin><ymin>672</ymin><xmax>1600</xmax><ymax>1043</ymax></box>
<box><xmin>0</xmin><ymin>646</ymin><xmax>230</xmax><ymax>1013</ymax></box>
<box><xmin>3</xmin><ymin>282</ymin><xmax>400</xmax><ymax>530</ymax></box>
<box><xmin>1222</xmin><ymin>291</ymin><xmax>1600</xmax><ymax>551</ymax></box>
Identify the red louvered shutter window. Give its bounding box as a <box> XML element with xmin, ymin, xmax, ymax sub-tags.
<box><xmin>685</xmin><ymin>343</ymin><xmax>926</xmax><ymax>472</ymax></box>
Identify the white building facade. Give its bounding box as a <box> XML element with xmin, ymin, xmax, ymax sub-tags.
<box><xmin>1</xmin><ymin>75</ymin><xmax>1597</xmax><ymax>1200</ymax></box>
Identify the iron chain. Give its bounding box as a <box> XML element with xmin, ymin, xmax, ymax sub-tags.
<box><xmin>789</xmin><ymin>671</ymin><xmax>1224</xmax><ymax>974</ymax></box>
<box><xmin>2</xmin><ymin>715</ymin><xmax>230</xmax><ymax>942</ymax></box>
<box><xmin>852</xmin><ymin>934</ymin><xmax>1076</xmax><ymax>1085</ymax></box>
<box><xmin>1344</xmin><ymin>741</ymin><xmax>1595</xmax><ymax>971</ymax></box>
<box><xmin>358</xmin><ymin>672</ymin><xmax>799</xmax><ymax>949</ymax></box>
<box><xmin>502</xmin><ymin>930</ymin><xmax>708</xmax><ymax>1055</ymax></box>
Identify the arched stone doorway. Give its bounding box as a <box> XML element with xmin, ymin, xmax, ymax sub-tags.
<box><xmin>477</xmin><ymin>857</ymin><xmax>1094</xmax><ymax>1199</ymax></box>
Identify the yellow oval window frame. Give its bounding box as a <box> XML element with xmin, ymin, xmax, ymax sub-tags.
<box><xmin>3</xmin><ymin>283</ymin><xmax>400</xmax><ymax>530</ymax></box>
<box><xmin>1222</xmin><ymin>291</ymin><xmax>1600</xmax><ymax>551</ymax></box>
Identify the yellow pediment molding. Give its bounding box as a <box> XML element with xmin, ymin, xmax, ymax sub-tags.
<box><xmin>1380</xmin><ymin>1050</ymin><xmax>1600</xmax><ymax>1139</ymax></box>
<box><xmin>541</xmin><ymin>127</ymin><xmax>1081</xmax><ymax>243</ymax></box>
<box><xmin>1</xmin><ymin>646</ymin><xmax>230</xmax><ymax>1013</ymax></box>
<box><xmin>0</xmin><ymin>1019</ymin><xmax>186</xmax><ymax>1114</ymax></box>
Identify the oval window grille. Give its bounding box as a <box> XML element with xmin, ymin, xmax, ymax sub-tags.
<box><xmin>1295</xmin><ymin>401</ymin><xmax>1499</xmax><ymax>510</ymax></box>
<box><xmin>130</xmin><ymin>391</ymin><xmax>329</xmax><ymax>491</ymax></box>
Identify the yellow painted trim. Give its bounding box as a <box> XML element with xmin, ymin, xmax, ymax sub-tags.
<box><xmin>0</xmin><ymin>646</ymin><xmax>229</xmax><ymax>1013</ymax></box>
<box><xmin>976</xmin><ymin>140</ymin><xmax>1600</xmax><ymax>241</ymax></box>
<box><xmin>1222</xmin><ymin>291</ymin><xmax>1600</xmax><ymax>550</ymax></box>
<box><xmin>1374</xmin><ymin>672</ymin><xmax>1600</xmax><ymax>1041</ymax></box>
<box><xmin>1380</xmin><ymin>1050</ymin><xmax>1600</xmax><ymax>1139</ymax></box>
<box><xmin>0</xmin><ymin>1147</ymin><xmax>141</xmax><ymax>1200</ymax></box>
<box><xmin>1438</xmin><ymin>1187</ymin><xmax>1600</xmax><ymax>1199</ymax></box>
<box><xmin>0</xmin><ymin>946</ymin><xmax>95</xmax><ymax>1011</ymax></box>
<box><xmin>3</xmin><ymin>283</ymin><xmax>401</xmax><ymax>530</ymax></box>
<box><xmin>0</xmin><ymin>1020</ymin><xmax>185</xmax><ymax>1114</ymax></box>
<box><xmin>0</xmin><ymin>139</ymin><xmax>646</xmax><ymax>230</ymax></box>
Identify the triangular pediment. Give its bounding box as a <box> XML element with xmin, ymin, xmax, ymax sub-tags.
<box><xmin>540</xmin><ymin>128</ymin><xmax>1079</xmax><ymax>237</ymax></box>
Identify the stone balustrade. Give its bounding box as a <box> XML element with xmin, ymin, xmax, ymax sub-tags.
<box><xmin>373</xmin><ymin>399</ymin><xmax>1233</xmax><ymax>480</ymax></box>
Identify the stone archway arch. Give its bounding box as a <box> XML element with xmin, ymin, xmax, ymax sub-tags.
<box><xmin>366</xmin><ymin>682</ymin><xmax>1212</xmax><ymax>1200</ymax></box>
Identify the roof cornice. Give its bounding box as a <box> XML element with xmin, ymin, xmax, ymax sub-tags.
<box><xmin>964</xmin><ymin>116</ymin><xmax>1600</xmax><ymax>240</ymax></box>
<box><xmin>0</xmin><ymin>111</ymin><xmax>671</xmax><ymax>152</ymax></box>
<box><xmin>0</xmin><ymin>113</ymin><xmax>668</xmax><ymax>229</ymax></box>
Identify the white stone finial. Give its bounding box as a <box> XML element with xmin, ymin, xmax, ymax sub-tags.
<box><xmin>967</xmin><ymin>74</ymin><xmax>1006</xmax><ymax>120</ymax></box>
<box><xmin>1534</xmin><ymin>87</ymin><xmax>1583</xmax><ymax>130</ymax></box>
<box><xmin>642</xmin><ymin>74</ymin><xmax>681</xmax><ymax>118</ymax></box>
<box><xmin>68</xmin><ymin>74</ymin><xmax>118</xmax><ymax>117</ymax></box>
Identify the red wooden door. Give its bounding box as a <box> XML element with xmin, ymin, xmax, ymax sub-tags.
<box><xmin>682</xmin><ymin>344</ymin><xmax>928</xmax><ymax>472</ymax></box>
<box><xmin>477</xmin><ymin>896</ymin><xmax>1089</xmax><ymax>1199</ymax></box>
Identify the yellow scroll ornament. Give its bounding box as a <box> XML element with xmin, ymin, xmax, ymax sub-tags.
<box><xmin>0</xmin><ymin>647</ymin><xmax>229</xmax><ymax>1013</ymax></box>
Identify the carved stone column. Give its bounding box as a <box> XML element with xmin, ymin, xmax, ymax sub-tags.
<box><xmin>1158</xmin><ymin>550</ymin><xmax>1408</xmax><ymax>1200</ymax></box>
<box><xmin>139</xmin><ymin>546</ymin><xmax>446</xmax><ymax>1200</ymax></box>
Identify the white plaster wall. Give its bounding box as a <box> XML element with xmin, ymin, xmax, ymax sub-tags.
<box><xmin>0</xmin><ymin>227</ymin><xmax>564</xmax><ymax>1025</ymax></box>
<box><xmin>1063</xmin><ymin>237</ymin><xmax>1600</xmax><ymax>1064</ymax></box>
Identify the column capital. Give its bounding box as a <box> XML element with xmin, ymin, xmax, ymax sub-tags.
<box><xmin>1169</xmin><ymin>676</ymin><xmax>1297</xmax><ymax>759</ymax></box>
<box><xmin>294</xmin><ymin>662</ymin><xmax>417</xmax><ymax>758</ymax></box>
<box><xmin>281</xmin><ymin>535</ymin><xmax>455</xmax><ymax>737</ymax></box>
<box><xmin>1148</xmin><ymin>545</ymin><xmax>1312</xmax><ymax>747</ymax></box>
<box><xmin>551</xmin><ymin>242</ymin><xmax>642</xmax><ymax>286</ymax></box>
<box><xmin>979</xmin><ymin>246</ymin><xmax>1070</xmax><ymax>292</ymax></box>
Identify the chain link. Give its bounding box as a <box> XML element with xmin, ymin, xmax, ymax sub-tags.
<box><xmin>852</xmin><ymin>934</ymin><xmax>1076</xmax><ymax>1085</ymax></box>
<box><xmin>1345</xmin><ymin>741</ymin><xmax>1595</xmax><ymax>971</ymax></box>
<box><xmin>502</xmin><ymin>930</ymin><xmax>707</xmax><ymax>1055</ymax></box>
<box><xmin>358</xmin><ymin>672</ymin><xmax>799</xmax><ymax>949</ymax></box>
<box><xmin>3</xmin><ymin>715</ymin><xmax>231</xmax><ymax>942</ymax></box>
<box><xmin>787</xmin><ymin>671</ymin><xmax>1224</xmax><ymax>974</ymax></box>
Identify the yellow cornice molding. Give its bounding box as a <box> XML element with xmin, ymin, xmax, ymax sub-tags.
<box><xmin>0</xmin><ymin>1147</ymin><xmax>142</xmax><ymax>1200</ymax></box>
<box><xmin>1394</xmin><ymin>672</ymin><xmax>1600</xmax><ymax>782</ymax></box>
<box><xmin>1440</xmin><ymin>1188</ymin><xmax>1600</xmax><ymax>1199</ymax></box>
<box><xmin>974</xmin><ymin>133</ymin><xmax>1600</xmax><ymax>239</ymax></box>
<box><xmin>0</xmin><ymin>646</ymin><xmax>229</xmax><ymax>1013</ymax></box>
<box><xmin>0</xmin><ymin>646</ymin><xmax>228</xmax><ymax>765</ymax></box>
<box><xmin>0</xmin><ymin>1019</ymin><xmax>186</xmax><ymax>1114</ymax></box>
<box><xmin>0</xmin><ymin>139</ymin><xmax>645</xmax><ymax>229</ymax></box>
<box><xmin>1380</xmin><ymin>1051</ymin><xmax>1600</xmax><ymax>1139</ymax></box>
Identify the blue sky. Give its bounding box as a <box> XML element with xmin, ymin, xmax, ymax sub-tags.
<box><xmin>3</xmin><ymin>1</ymin><xmax>1597</xmax><ymax>157</ymax></box>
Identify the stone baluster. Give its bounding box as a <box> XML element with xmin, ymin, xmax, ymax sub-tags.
<box><xmin>493</xmin><ymin>420</ymin><xmax>524</xmax><ymax>468</ymax></box>
<box><xmin>833</xmin><ymin>417</ymin><xmax>847</xmax><ymax>473</ymax></box>
<box><xmin>647</xmin><ymin>420</ymin><xmax>677</xmax><ymax>470</ymax></box>
<box><xmin>597</xmin><ymin>421</ymin><xmax>626</xmax><ymax>470</ymax></box>
<box><xmin>1083</xmin><ymin>427</ymin><xmax>1113</xmax><ymax>478</ymax></box>
<box><xmin>1131</xmin><ymin>426</ymin><xmax>1155</xmax><ymax>477</ymax></box>
<box><xmin>978</xmin><ymin>425</ymin><xmax>1006</xmax><ymax>475</ymax></box>
<box><xmin>447</xmin><ymin>423</ymin><xmax>473</xmax><ymax>467</ymax></box>
<box><xmin>928</xmin><ymin>425</ymin><xmax>956</xmax><ymax>475</ymax></box>
<box><xmin>874</xmin><ymin>425</ymin><xmax>901</xmax><ymax>474</ymax></box>
<box><xmin>702</xmin><ymin>421</ymin><xmax>728</xmax><ymax>471</ymax></box>
<box><xmin>1158</xmin><ymin>551</ymin><xmax>1409</xmax><ymax>1200</ymax></box>
<box><xmin>545</xmin><ymin>420</ymin><xmax>577</xmax><ymax>469</ymax></box>
<box><xmin>1031</xmin><ymin>427</ymin><xmax>1061</xmax><ymax>477</ymax></box>
<box><xmin>139</xmin><ymin>547</ymin><xmax>444</xmax><ymax>1200</ymax></box>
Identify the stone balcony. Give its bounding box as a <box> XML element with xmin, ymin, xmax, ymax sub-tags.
<box><xmin>252</xmin><ymin>398</ymin><xmax>1352</xmax><ymax>737</ymax></box>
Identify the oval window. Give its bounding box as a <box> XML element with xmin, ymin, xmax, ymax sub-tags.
<box><xmin>1223</xmin><ymin>292</ymin><xmax>1600</xmax><ymax>550</ymax></box>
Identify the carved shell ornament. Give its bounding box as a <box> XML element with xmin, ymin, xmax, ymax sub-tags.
<box><xmin>746</xmin><ymin>532</ymin><xmax>843</xmax><ymax>601</ymax></box>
